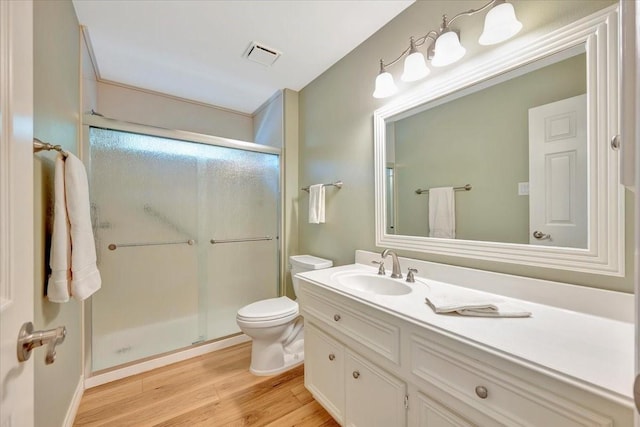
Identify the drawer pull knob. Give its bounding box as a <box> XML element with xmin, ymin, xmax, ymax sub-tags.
<box><xmin>352</xmin><ymin>370</ymin><xmax>360</xmax><ymax>379</ymax></box>
<box><xmin>328</xmin><ymin>353</ymin><xmax>335</xmax><ymax>361</ymax></box>
<box><xmin>333</xmin><ymin>314</ymin><xmax>341</xmax><ymax>322</ymax></box>
<box><xmin>475</xmin><ymin>385</ymin><xmax>488</xmax><ymax>399</ymax></box>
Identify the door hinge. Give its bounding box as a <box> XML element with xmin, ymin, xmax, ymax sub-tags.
<box><xmin>404</xmin><ymin>395</ymin><xmax>409</xmax><ymax>410</ymax></box>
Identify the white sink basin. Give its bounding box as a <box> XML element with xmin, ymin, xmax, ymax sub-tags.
<box><xmin>333</xmin><ymin>272</ymin><xmax>412</xmax><ymax>296</ymax></box>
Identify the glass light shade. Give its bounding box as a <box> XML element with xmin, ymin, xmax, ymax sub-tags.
<box><xmin>401</xmin><ymin>51</ymin><xmax>430</xmax><ymax>82</ymax></box>
<box><xmin>373</xmin><ymin>71</ymin><xmax>398</xmax><ymax>98</ymax></box>
<box><xmin>431</xmin><ymin>31</ymin><xmax>466</xmax><ymax>67</ymax></box>
<box><xmin>478</xmin><ymin>2</ymin><xmax>523</xmax><ymax>45</ymax></box>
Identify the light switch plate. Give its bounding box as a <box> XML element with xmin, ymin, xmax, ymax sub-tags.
<box><xmin>518</xmin><ymin>182</ymin><xmax>529</xmax><ymax>196</ymax></box>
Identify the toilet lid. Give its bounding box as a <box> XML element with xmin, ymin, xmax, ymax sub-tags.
<box><xmin>237</xmin><ymin>296</ymin><xmax>298</xmax><ymax>322</ymax></box>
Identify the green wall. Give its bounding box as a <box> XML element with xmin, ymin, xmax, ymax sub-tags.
<box><xmin>393</xmin><ymin>54</ymin><xmax>586</xmax><ymax>243</ymax></box>
<box><xmin>34</xmin><ymin>1</ymin><xmax>83</xmax><ymax>425</ymax></box>
<box><xmin>298</xmin><ymin>0</ymin><xmax>633</xmax><ymax>293</ymax></box>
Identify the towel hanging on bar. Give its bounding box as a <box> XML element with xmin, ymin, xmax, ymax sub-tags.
<box><xmin>48</xmin><ymin>152</ymin><xmax>102</xmax><ymax>302</ymax></box>
<box><xmin>308</xmin><ymin>184</ymin><xmax>326</xmax><ymax>224</ymax></box>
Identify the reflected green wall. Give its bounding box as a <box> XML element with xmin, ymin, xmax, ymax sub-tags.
<box><xmin>392</xmin><ymin>54</ymin><xmax>586</xmax><ymax>243</ymax></box>
<box><xmin>298</xmin><ymin>0</ymin><xmax>632</xmax><ymax>293</ymax></box>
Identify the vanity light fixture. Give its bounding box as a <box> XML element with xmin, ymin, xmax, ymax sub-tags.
<box><xmin>373</xmin><ymin>0</ymin><xmax>522</xmax><ymax>98</ymax></box>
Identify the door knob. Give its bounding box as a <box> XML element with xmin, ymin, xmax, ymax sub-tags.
<box><xmin>17</xmin><ymin>321</ymin><xmax>66</xmax><ymax>365</ymax></box>
<box><xmin>532</xmin><ymin>230</ymin><xmax>551</xmax><ymax>240</ymax></box>
<box><xmin>611</xmin><ymin>134</ymin><xmax>621</xmax><ymax>150</ymax></box>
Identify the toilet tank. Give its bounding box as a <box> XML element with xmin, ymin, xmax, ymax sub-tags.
<box><xmin>289</xmin><ymin>255</ymin><xmax>333</xmax><ymax>295</ymax></box>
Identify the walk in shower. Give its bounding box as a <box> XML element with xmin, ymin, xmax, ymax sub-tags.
<box><xmin>87</xmin><ymin>124</ymin><xmax>280</xmax><ymax>372</ymax></box>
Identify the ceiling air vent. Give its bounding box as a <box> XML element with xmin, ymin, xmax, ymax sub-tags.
<box><xmin>243</xmin><ymin>42</ymin><xmax>281</xmax><ymax>67</ymax></box>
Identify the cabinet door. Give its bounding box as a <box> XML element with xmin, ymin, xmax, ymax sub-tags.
<box><xmin>345</xmin><ymin>350</ymin><xmax>406</xmax><ymax>427</ymax></box>
<box><xmin>305</xmin><ymin>323</ymin><xmax>345</xmax><ymax>424</ymax></box>
<box><xmin>412</xmin><ymin>392</ymin><xmax>475</xmax><ymax>427</ymax></box>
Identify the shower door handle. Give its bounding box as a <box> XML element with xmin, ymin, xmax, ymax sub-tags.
<box><xmin>210</xmin><ymin>236</ymin><xmax>273</xmax><ymax>244</ymax></box>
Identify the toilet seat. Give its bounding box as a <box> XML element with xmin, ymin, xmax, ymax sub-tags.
<box><xmin>237</xmin><ymin>296</ymin><xmax>298</xmax><ymax>323</ymax></box>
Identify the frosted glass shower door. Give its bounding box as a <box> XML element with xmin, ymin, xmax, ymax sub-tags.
<box><xmin>90</xmin><ymin>128</ymin><xmax>201</xmax><ymax>370</ymax></box>
<box><xmin>89</xmin><ymin>127</ymin><xmax>280</xmax><ymax>372</ymax></box>
<box><xmin>203</xmin><ymin>147</ymin><xmax>280</xmax><ymax>339</ymax></box>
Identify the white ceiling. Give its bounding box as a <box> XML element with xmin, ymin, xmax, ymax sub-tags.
<box><xmin>72</xmin><ymin>0</ymin><xmax>414</xmax><ymax>114</ymax></box>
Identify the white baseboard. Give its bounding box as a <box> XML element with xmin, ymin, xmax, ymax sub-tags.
<box><xmin>63</xmin><ymin>375</ymin><xmax>84</xmax><ymax>427</ymax></box>
<box><xmin>85</xmin><ymin>333</ymin><xmax>250</xmax><ymax>389</ymax></box>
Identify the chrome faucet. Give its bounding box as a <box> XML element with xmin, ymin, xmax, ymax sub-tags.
<box><xmin>381</xmin><ymin>249</ymin><xmax>402</xmax><ymax>279</ymax></box>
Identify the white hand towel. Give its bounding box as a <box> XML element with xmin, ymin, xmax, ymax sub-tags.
<box><xmin>47</xmin><ymin>154</ymin><xmax>72</xmax><ymax>302</ymax></box>
<box><xmin>425</xmin><ymin>287</ymin><xmax>531</xmax><ymax>318</ymax></box>
<box><xmin>308</xmin><ymin>184</ymin><xmax>325</xmax><ymax>224</ymax></box>
<box><xmin>65</xmin><ymin>153</ymin><xmax>102</xmax><ymax>301</ymax></box>
<box><xmin>428</xmin><ymin>187</ymin><xmax>455</xmax><ymax>238</ymax></box>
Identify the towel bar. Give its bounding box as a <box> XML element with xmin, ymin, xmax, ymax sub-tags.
<box><xmin>33</xmin><ymin>138</ymin><xmax>69</xmax><ymax>157</ymax></box>
<box><xmin>301</xmin><ymin>181</ymin><xmax>343</xmax><ymax>192</ymax></box>
<box><xmin>415</xmin><ymin>184</ymin><xmax>472</xmax><ymax>195</ymax></box>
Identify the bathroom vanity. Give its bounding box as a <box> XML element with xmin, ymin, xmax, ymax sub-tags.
<box><xmin>298</xmin><ymin>251</ymin><xmax>633</xmax><ymax>426</ymax></box>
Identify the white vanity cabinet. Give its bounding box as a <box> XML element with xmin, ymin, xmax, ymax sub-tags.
<box><xmin>407</xmin><ymin>331</ymin><xmax>619</xmax><ymax>426</ymax></box>
<box><xmin>305</xmin><ymin>323</ymin><xmax>408</xmax><ymax>427</ymax></box>
<box><xmin>298</xmin><ymin>274</ymin><xmax>633</xmax><ymax>427</ymax></box>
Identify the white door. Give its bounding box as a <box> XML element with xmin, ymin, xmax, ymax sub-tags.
<box><xmin>0</xmin><ymin>1</ymin><xmax>35</xmax><ymax>426</ymax></box>
<box><xmin>528</xmin><ymin>94</ymin><xmax>587</xmax><ymax>248</ymax></box>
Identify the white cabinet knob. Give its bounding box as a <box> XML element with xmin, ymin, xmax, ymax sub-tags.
<box><xmin>475</xmin><ymin>385</ymin><xmax>488</xmax><ymax>399</ymax></box>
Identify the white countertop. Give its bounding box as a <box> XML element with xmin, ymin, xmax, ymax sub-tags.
<box><xmin>298</xmin><ymin>262</ymin><xmax>634</xmax><ymax>407</ymax></box>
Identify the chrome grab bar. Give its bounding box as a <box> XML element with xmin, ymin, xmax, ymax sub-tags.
<box><xmin>108</xmin><ymin>239</ymin><xmax>195</xmax><ymax>251</ymax></box>
<box><xmin>210</xmin><ymin>236</ymin><xmax>273</xmax><ymax>245</ymax></box>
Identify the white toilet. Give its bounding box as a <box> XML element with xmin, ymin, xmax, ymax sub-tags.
<box><xmin>236</xmin><ymin>254</ymin><xmax>333</xmax><ymax>376</ymax></box>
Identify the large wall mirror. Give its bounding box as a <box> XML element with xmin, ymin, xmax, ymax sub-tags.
<box><xmin>374</xmin><ymin>5</ymin><xmax>624</xmax><ymax>276</ymax></box>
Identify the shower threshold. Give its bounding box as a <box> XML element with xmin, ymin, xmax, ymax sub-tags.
<box><xmin>85</xmin><ymin>333</ymin><xmax>250</xmax><ymax>389</ymax></box>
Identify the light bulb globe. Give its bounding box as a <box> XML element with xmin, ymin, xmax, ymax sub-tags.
<box><xmin>479</xmin><ymin>2</ymin><xmax>523</xmax><ymax>45</ymax></box>
<box><xmin>401</xmin><ymin>51</ymin><xmax>430</xmax><ymax>82</ymax></box>
<box><xmin>373</xmin><ymin>71</ymin><xmax>398</xmax><ymax>99</ymax></box>
<box><xmin>431</xmin><ymin>31</ymin><xmax>466</xmax><ymax>67</ymax></box>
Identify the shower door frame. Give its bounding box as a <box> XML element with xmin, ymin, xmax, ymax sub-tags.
<box><xmin>81</xmin><ymin>114</ymin><xmax>284</xmax><ymax>385</ymax></box>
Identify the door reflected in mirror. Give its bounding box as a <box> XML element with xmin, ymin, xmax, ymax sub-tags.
<box><xmin>385</xmin><ymin>49</ymin><xmax>587</xmax><ymax>248</ymax></box>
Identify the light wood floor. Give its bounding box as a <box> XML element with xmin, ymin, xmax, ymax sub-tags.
<box><xmin>74</xmin><ymin>342</ymin><xmax>340</xmax><ymax>427</ymax></box>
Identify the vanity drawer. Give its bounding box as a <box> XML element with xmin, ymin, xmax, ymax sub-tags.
<box><xmin>301</xmin><ymin>287</ymin><xmax>400</xmax><ymax>364</ymax></box>
<box><xmin>410</xmin><ymin>334</ymin><xmax>613</xmax><ymax>427</ymax></box>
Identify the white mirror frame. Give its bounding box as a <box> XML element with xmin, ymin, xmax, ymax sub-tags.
<box><xmin>374</xmin><ymin>5</ymin><xmax>624</xmax><ymax>276</ymax></box>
